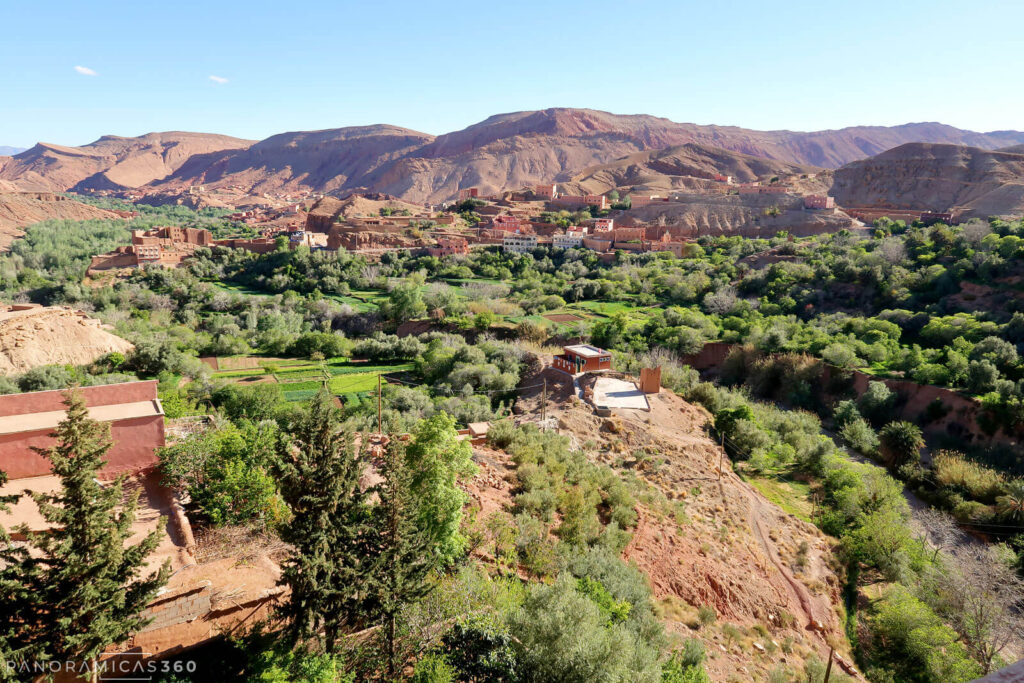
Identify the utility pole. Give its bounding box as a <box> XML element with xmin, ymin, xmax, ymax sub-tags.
<box><xmin>823</xmin><ymin>645</ymin><xmax>834</xmax><ymax>683</ymax></box>
<box><xmin>541</xmin><ymin>377</ymin><xmax>547</xmax><ymax>428</ymax></box>
<box><xmin>377</xmin><ymin>373</ymin><xmax>383</xmax><ymax>436</ymax></box>
<box><xmin>718</xmin><ymin>432</ymin><xmax>725</xmax><ymax>481</ymax></box>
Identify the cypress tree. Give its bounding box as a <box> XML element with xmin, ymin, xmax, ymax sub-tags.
<box><xmin>368</xmin><ymin>439</ymin><xmax>434</xmax><ymax>678</ymax></box>
<box><xmin>275</xmin><ymin>389</ymin><xmax>373</xmax><ymax>651</ymax></box>
<box><xmin>0</xmin><ymin>468</ymin><xmax>38</xmax><ymax>678</ymax></box>
<box><xmin>0</xmin><ymin>390</ymin><xmax>171</xmax><ymax>681</ymax></box>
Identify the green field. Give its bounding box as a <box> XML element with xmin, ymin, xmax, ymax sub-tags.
<box><xmin>212</xmin><ymin>355</ymin><xmax>413</xmax><ymax>402</ymax></box>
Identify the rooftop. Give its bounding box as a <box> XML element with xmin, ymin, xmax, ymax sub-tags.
<box><xmin>0</xmin><ymin>399</ymin><xmax>163</xmax><ymax>436</ymax></box>
<box><xmin>564</xmin><ymin>344</ymin><xmax>606</xmax><ymax>358</ymax></box>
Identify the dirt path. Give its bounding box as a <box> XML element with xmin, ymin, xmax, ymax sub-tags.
<box><xmin>737</xmin><ymin>480</ymin><xmax>820</xmax><ymax>629</ymax></box>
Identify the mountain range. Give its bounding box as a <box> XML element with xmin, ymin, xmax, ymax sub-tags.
<box><xmin>2</xmin><ymin>109</ymin><xmax>1023</xmax><ymax>205</ymax></box>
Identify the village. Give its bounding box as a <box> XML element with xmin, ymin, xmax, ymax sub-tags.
<box><xmin>84</xmin><ymin>175</ymin><xmax>868</xmax><ymax>273</ymax></box>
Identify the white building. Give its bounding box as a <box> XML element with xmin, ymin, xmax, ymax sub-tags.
<box><xmin>553</xmin><ymin>232</ymin><xmax>584</xmax><ymax>249</ymax></box>
<box><xmin>502</xmin><ymin>233</ymin><xmax>538</xmax><ymax>254</ymax></box>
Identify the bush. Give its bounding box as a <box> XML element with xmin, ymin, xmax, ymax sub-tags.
<box><xmin>833</xmin><ymin>400</ymin><xmax>862</xmax><ymax>428</ymax></box>
<box><xmin>871</xmin><ymin>585</ymin><xmax>981</xmax><ymax>682</ymax></box>
<box><xmin>411</xmin><ymin>653</ymin><xmax>456</xmax><ymax>683</ymax></box>
<box><xmin>509</xmin><ymin>577</ymin><xmax>661</xmax><ymax>682</ymax></box>
<box><xmin>840</xmin><ymin>418</ymin><xmax>879</xmax><ymax>456</ymax></box>
<box><xmin>440</xmin><ymin>620</ymin><xmax>518</xmax><ymax>682</ymax></box>
<box><xmin>858</xmin><ymin>381</ymin><xmax>896</xmax><ymax>426</ymax></box>
<box><xmin>661</xmin><ymin>639</ymin><xmax>710</xmax><ymax>683</ymax></box>
<box><xmin>697</xmin><ymin>605</ymin><xmax>717</xmax><ymax>627</ymax></box>
<box><xmin>158</xmin><ymin>422</ymin><xmax>286</xmax><ymax>530</ymax></box>
<box><xmin>286</xmin><ymin>331</ymin><xmax>348</xmax><ymax>359</ymax></box>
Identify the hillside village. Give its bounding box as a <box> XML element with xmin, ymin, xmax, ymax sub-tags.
<box><xmin>4</xmin><ymin>111</ymin><xmax>1024</xmax><ymax>682</ymax></box>
<box><xmin>83</xmin><ymin>176</ymin><xmax>866</xmax><ymax>272</ymax></box>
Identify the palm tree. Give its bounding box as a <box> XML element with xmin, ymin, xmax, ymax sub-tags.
<box><xmin>997</xmin><ymin>480</ymin><xmax>1024</xmax><ymax>523</ymax></box>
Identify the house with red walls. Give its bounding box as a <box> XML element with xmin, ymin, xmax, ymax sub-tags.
<box><xmin>0</xmin><ymin>381</ymin><xmax>164</xmax><ymax>480</ymax></box>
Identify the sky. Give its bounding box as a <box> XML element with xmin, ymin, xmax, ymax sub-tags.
<box><xmin>1</xmin><ymin>0</ymin><xmax>1022</xmax><ymax>148</ymax></box>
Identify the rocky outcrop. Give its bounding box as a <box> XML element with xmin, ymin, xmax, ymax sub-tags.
<box><xmin>0</xmin><ymin>132</ymin><xmax>252</xmax><ymax>192</ymax></box>
<box><xmin>0</xmin><ymin>305</ymin><xmax>134</xmax><ymax>375</ymax></box>
<box><xmin>830</xmin><ymin>143</ymin><xmax>1024</xmax><ymax>219</ymax></box>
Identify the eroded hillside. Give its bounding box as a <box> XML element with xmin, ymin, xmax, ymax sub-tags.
<box><xmin>464</xmin><ymin>367</ymin><xmax>857</xmax><ymax>681</ymax></box>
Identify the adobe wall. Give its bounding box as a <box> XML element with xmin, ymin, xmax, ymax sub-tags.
<box><xmin>0</xmin><ymin>381</ymin><xmax>158</xmax><ymax>416</ymax></box>
<box><xmin>0</xmin><ymin>415</ymin><xmax>164</xmax><ymax>480</ymax></box>
<box><xmin>0</xmin><ymin>382</ymin><xmax>163</xmax><ymax>479</ymax></box>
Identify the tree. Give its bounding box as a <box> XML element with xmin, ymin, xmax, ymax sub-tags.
<box><xmin>382</xmin><ymin>283</ymin><xmax>427</xmax><ymax>323</ymax></box>
<box><xmin>367</xmin><ymin>439</ymin><xmax>434</xmax><ymax>678</ymax></box>
<box><xmin>405</xmin><ymin>413</ymin><xmax>476</xmax><ymax>566</ymax></box>
<box><xmin>275</xmin><ymin>389</ymin><xmax>373</xmax><ymax>651</ymax></box>
<box><xmin>0</xmin><ymin>391</ymin><xmax>170</xmax><ymax>680</ymax></box>
<box><xmin>967</xmin><ymin>360</ymin><xmax>1000</xmax><ymax>395</ymax></box>
<box><xmin>878</xmin><ymin>421</ymin><xmax>924</xmax><ymax>468</ymax></box>
<box><xmin>926</xmin><ymin>547</ymin><xmax>1024</xmax><ymax>674</ymax></box>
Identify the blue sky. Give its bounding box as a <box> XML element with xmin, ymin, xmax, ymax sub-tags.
<box><xmin>1</xmin><ymin>0</ymin><xmax>1021</xmax><ymax>148</ymax></box>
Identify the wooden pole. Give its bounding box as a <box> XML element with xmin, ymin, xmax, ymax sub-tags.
<box><xmin>377</xmin><ymin>373</ymin><xmax>383</xmax><ymax>436</ymax></box>
<box><xmin>542</xmin><ymin>377</ymin><xmax>547</xmax><ymax>427</ymax></box>
<box><xmin>823</xmin><ymin>645</ymin><xmax>834</xmax><ymax>683</ymax></box>
<box><xmin>718</xmin><ymin>433</ymin><xmax>724</xmax><ymax>480</ymax></box>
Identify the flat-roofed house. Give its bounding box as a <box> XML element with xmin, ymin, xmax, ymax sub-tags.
<box><xmin>0</xmin><ymin>381</ymin><xmax>164</xmax><ymax>480</ymax></box>
<box><xmin>502</xmin><ymin>233</ymin><xmax>538</xmax><ymax>254</ymax></box>
<box><xmin>553</xmin><ymin>231</ymin><xmax>584</xmax><ymax>249</ymax></box>
<box><xmin>552</xmin><ymin>344</ymin><xmax>612</xmax><ymax>374</ymax></box>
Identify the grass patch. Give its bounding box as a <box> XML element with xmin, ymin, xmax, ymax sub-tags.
<box><xmin>742</xmin><ymin>471</ymin><xmax>814</xmax><ymax>522</ymax></box>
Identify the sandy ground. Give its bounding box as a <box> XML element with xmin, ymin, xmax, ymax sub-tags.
<box><xmin>592</xmin><ymin>376</ymin><xmax>650</xmax><ymax>410</ymax></box>
<box><xmin>0</xmin><ymin>470</ymin><xmax>192</xmax><ymax>574</ymax></box>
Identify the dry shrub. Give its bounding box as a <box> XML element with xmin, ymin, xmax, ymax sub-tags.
<box><xmin>194</xmin><ymin>525</ymin><xmax>291</xmax><ymax>565</ymax></box>
<box><xmin>933</xmin><ymin>450</ymin><xmax>1006</xmax><ymax>503</ymax></box>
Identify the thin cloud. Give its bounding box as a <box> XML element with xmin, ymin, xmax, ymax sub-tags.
<box><xmin>208</xmin><ymin>75</ymin><xmax>229</xmax><ymax>84</ymax></box>
<box><xmin>74</xmin><ymin>65</ymin><xmax>97</xmax><ymax>76</ymax></box>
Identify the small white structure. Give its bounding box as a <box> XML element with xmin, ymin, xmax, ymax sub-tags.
<box><xmin>502</xmin><ymin>233</ymin><xmax>538</xmax><ymax>254</ymax></box>
<box><xmin>553</xmin><ymin>232</ymin><xmax>584</xmax><ymax>249</ymax></box>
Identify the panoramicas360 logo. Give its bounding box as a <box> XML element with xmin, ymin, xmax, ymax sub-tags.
<box><xmin>3</xmin><ymin>653</ymin><xmax>198</xmax><ymax>681</ymax></box>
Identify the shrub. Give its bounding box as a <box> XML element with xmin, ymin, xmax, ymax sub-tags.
<box><xmin>858</xmin><ymin>381</ymin><xmax>896</xmax><ymax>426</ymax></box>
<box><xmin>840</xmin><ymin>418</ymin><xmax>879</xmax><ymax>456</ymax></box>
<box><xmin>871</xmin><ymin>585</ymin><xmax>981</xmax><ymax>682</ymax></box>
<box><xmin>697</xmin><ymin>605</ymin><xmax>717</xmax><ymax>627</ymax></box>
<box><xmin>410</xmin><ymin>653</ymin><xmax>456</xmax><ymax>683</ymax></box>
<box><xmin>158</xmin><ymin>421</ymin><xmax>286</xmax><ymax>530</ymax></box>
<box><xmin>833</xmin><ymin>399</ymin><xmax>862</xmax><ymax>428</ymax></box>
<box><xmin>440</xmin><ymin>621</ymin><xmax>518</xmax><ymax>683</ymax></box>
<box><xmin>661</xmin><ymin>639</ymin><xmax>710</xmax><ymax>683</ymax></box>
<box><xmin>510</xmin><ymin>577</ymin><xmax>662</xmax><ymax>682</ymax></box>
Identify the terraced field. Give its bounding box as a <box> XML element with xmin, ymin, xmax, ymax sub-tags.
<box><xmin>209</xmin><ymin>356</ymin><xmax>413</xmax><ymax>403</ymax></box>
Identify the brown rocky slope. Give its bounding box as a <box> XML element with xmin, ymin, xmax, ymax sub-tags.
<box><xmin>830</xmin><ymin>142</ymin><xmax>1024</xmax><ymax>219</ymax></box>
<box><xmin>0</xmin><ymin>305</ymin><xmax>133</xmax><ymax>375</ymax></box>
<box><xmin>561</xmin><ymin>142</ymin><xmax>821</xmax><ymax>196</ymax></box>
<box><xmin>0</xmin><ymin>132</ymin><xmax>253</xmax><ymax>192</ymax></box>
<box><xmin>485</xmin><ymin>367</ymin><xmax>858</xmax><ymax>681</ymax></box>
<box><xmin>7</xmin><ymin>109</ymin><xmax>1023</xmax><ymax>205</ymax></box>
